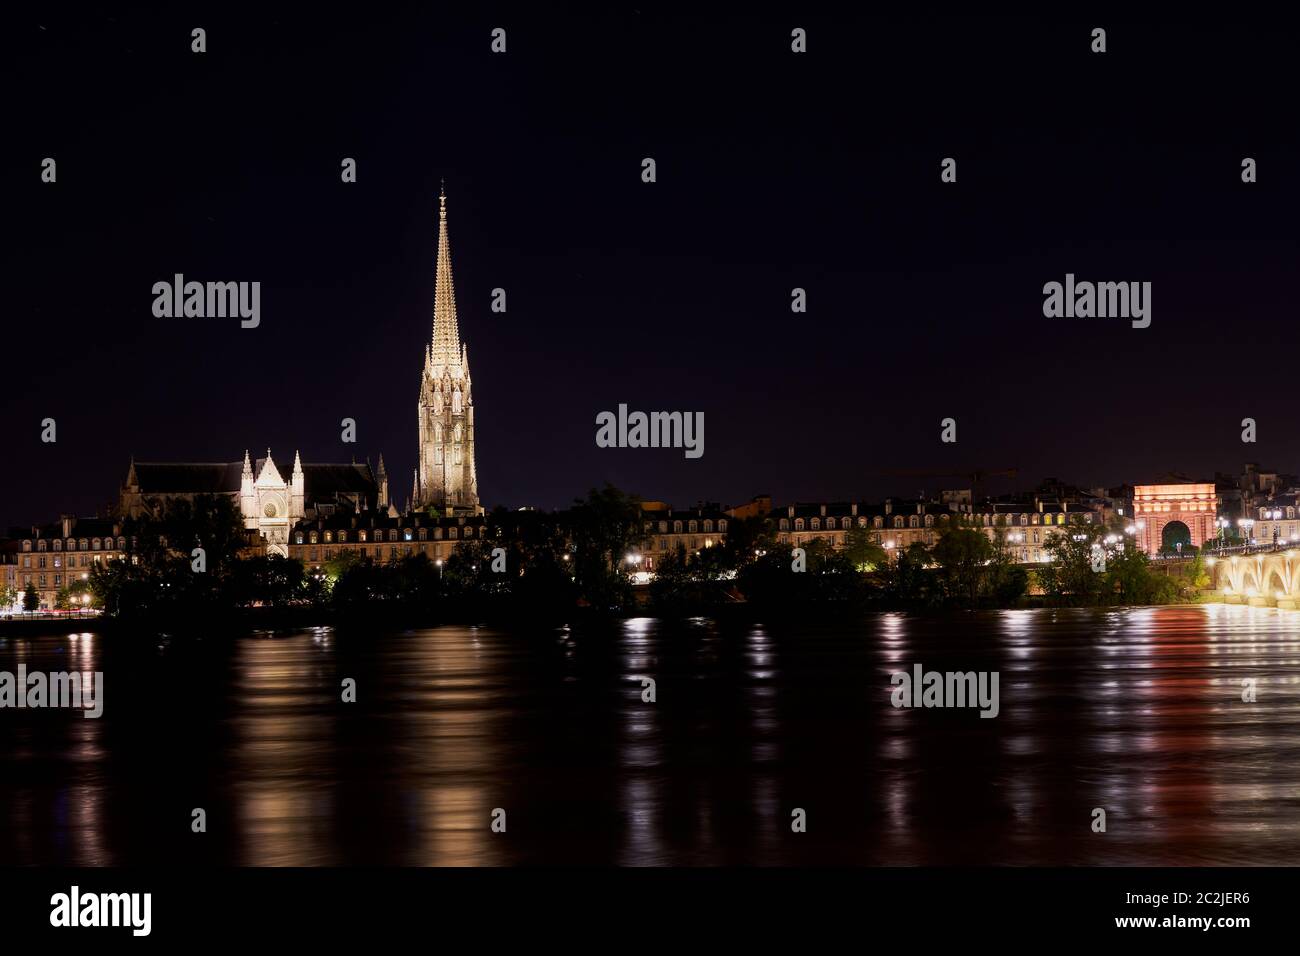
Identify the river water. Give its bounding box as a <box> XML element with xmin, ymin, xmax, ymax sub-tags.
<box><xmin>2</xmin><ymin>604</ymin><xmax>1298</xmax><ymax>865</ymax></box>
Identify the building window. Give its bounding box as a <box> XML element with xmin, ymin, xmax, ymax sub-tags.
<box><xmin>795</xmin><ymin>519</ymin><xmax>805</xmax><ymax>531</ymax></box>
<box><xmin>673</xmin><ymin>521</ymin><xmax>682</xmax><ymax>533</ymax></box>
<box><xmin>810</xmin><ymin>518</ymin><xmax>820</xmax><ymax>530</ymax></box>
<box><xmin>53</xmin><ymin>540</ymin><xmax>62</xmax><ymax>551</ymax></box>
<box><xmin>779</xmin><ymin>519</ymin><xmax>789</xmax><ymax>530</ymax></box>
<box><xmin>894</xmin><ymin>516</ymin><xmax>904</xmax><ymax>529</ymax></box>
<box><xmin>719</xmin><ymin>520</ymin><xmax>727</xmax><ymax>532</ymax></box>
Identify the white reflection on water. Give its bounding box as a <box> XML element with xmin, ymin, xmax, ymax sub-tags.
<box><xmin>8</xmin><ymin>605</ymin><xmax>1300</xmax><ymax>865</ymax></box>
<box><xmin>619</xmin><ymin>618</ymin><xmax>663</xmax><ymax>865</ymax></box>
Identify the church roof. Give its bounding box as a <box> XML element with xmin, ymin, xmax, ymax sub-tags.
<box><xmin>131</xmin><ymin>462</ymin><xmax>243</xmax><ymax>494</ymax></box>
<box><xmin>130</xmin><ymin>459</ymin><xmax>378</xmax><ymax>500</ymax></box>
<box><xmin>299</xmin><ymin>462</ymin><xmax>378</xmax><ymax>496</ymax></box>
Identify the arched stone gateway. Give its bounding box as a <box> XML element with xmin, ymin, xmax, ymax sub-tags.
<box><xmin>1133</xmin><ymin>482</ymin><xmax>1216</xmax><ymax>555</ymax></box>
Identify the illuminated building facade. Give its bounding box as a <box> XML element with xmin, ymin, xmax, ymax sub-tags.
<box><xmin>414</xmin><ymin>186</ymin><xmax>481</xmax><ymax>516</ymax></box>
<box><xmin>1132</xmin><ymin>482</ymin><xmax>1216</xmax><ymax>554</ymax></box>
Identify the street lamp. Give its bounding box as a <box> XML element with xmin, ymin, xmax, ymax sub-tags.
<box><xmin>1239</xmin><ymin>518</ymin><xmax>1255</xmax><ymax>546</ymax></box>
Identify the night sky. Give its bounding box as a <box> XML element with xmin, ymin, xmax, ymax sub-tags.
<box><xmin>7</xmin><ymin>10</ymin><xmax>1298</xmax><ymax>530</ymax></box>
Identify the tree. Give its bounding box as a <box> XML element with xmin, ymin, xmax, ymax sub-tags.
<box><xmin>1038</xmin><ymin>519</ymin><xmax>1109</xmax><ymax>604</ymax></box>
<box><xmin>55</xmin><ymin>577</ymin><xmax>97</xmax><ymax>610</ymax></box>
<box><xmin>720</xmin><ymin>515</ymin><xmax>779</xmax><ymax>572</ymax></box>
<box><xmin>843</xmin><ymin>526</ymin><xmax>888</xmax><ymax>571</ymax></box>
<box><xmin>1184</xmin><ymin>550</ymin><xmax>1212</xmax><ymax>590</ymax></box>
<box><xmin>0</xmin><ymin>584</ymin><xmax>17</xmax><ymax>611</ymax></box>
<box><xmin>22</xmin><ymin>583</ymin><xmax>40</xmax><ymax>612</ymax></box>
<box><xmin>566</xmin><ymin>484</ymin><xmax>642</xmax><ymax>609</ymax></box>
<box><xmin>879</xmin><ymin>542</ymin><xmax>936</xmax><ymax>606</ymax></box>
<box><xmin>130</xmin><ymin>493</ymin><xmax>245</xmax><ymax>567</ymax></box>
<box><xmin>931</xmin><ymin>526</ymin><xmax>992</xmax><ymax>605</ymax></box>
<box><xmin>1104</xmin><ymin>544</ymin><xmax>1178</xmax><ymax>605</ymax></box>
<box><xmin>229</xmin><ymin>554</ymin><xmax>306</xmax><ymax>607</ymax></box>
<box><xmin>736</xmin><ymin>537</ymin><xmax>866</xmax><ymax>607</ymax></box>
<box><xmin>985</xmin><ymin>518</ymin><xmax>1029</xmax><ymax>606</ymax></box>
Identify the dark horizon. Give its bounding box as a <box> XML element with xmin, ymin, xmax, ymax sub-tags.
<box><xmin>7</xmin><ymin>10</ymin><xmax>1298</xmax><ymax>529</ymax></box>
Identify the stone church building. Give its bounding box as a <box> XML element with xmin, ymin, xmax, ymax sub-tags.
<box><xmin>120</xmin><ymin>451</ymin><xmax>387</xmax><ymax>556</ymax></box>
<box><xmin>111</xmin><ymin>185</ymin><xmax>483</xmax><ymax>558</ymax></box>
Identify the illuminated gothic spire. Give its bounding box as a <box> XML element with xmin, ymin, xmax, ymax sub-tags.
<box><xmin>430</xmin><ymin>180</ymin><xmax>462</xmax><ymax>369</ymax></box>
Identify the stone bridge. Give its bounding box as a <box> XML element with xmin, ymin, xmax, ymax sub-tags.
<box><xmin>1211</xmin><ymin>550</ymin><xmax>1300</xmax><ymax>609</ymax></box>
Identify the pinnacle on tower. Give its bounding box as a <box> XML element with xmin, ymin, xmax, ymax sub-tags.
<box><xmin>430</xmin><ymin>183</ymin><xmax>461</xmax><ymax>369</ymax></box>
<box><xmin>242</xmin><ymin>450</ymin><xmax>253</xmax><ymax>475</ymax></box>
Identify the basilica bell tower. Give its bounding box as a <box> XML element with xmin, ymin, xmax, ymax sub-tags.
<box><xmin>414</xmin><ymin>184</ymin><xmax>480</xmax><ymax>515</ymax></box>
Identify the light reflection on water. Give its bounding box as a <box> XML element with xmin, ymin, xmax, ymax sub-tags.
<box><xmin>2</xmin><ymin>605</ymin><xmax>1300</xmax><ymax>865</ymax></box>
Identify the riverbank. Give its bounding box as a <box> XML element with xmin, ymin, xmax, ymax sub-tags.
<box><xmin>0</xmin><ymin>593</ymin><xmax>1242</xmax><ymax>639</ymax></box>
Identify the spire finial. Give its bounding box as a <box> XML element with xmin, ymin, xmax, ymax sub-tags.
<box><xmin>430</xmin><ymin>183</ymin><xmax>460</xmax><ymax>364</ymax></box>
